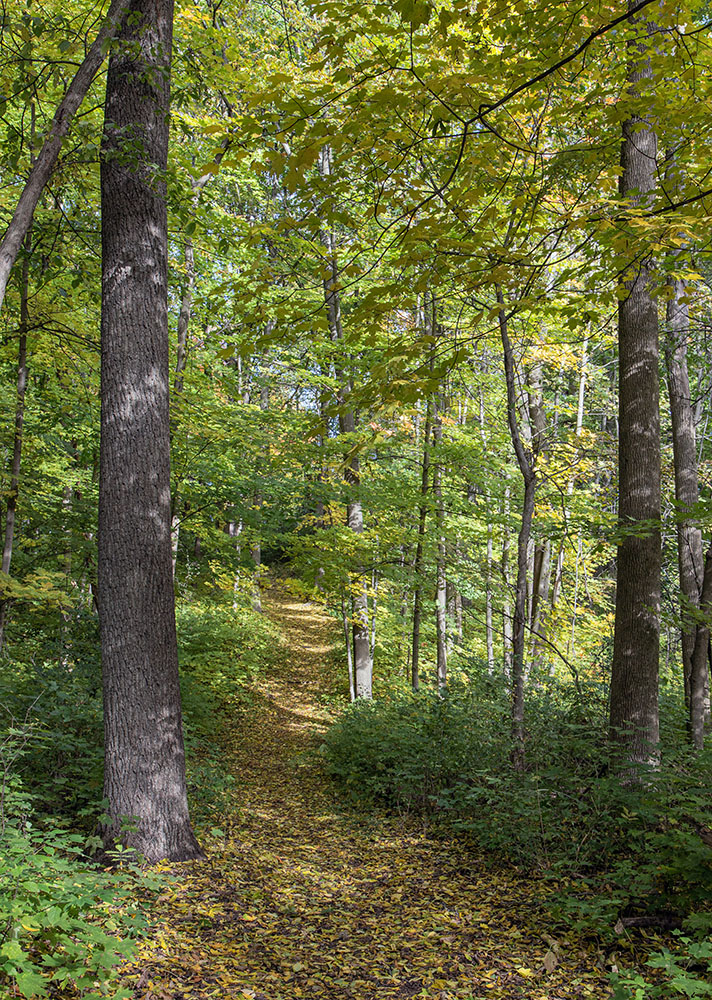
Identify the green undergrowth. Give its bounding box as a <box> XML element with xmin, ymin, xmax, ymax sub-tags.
<box><xmin>0</xmin><ymin>590</ymin><xmax>282</xmax><ymax>998</ymax></box>
<box><xmin>178</xmin><ymin>594</ymin><xmax>284</xmax><ymax>826</ymax></box>
<box><xmin>322</xmin><ymin>680</ymin><xmax>712</xmax><ymax>999</ymax></box>
<box><xmin>0</xmin><ymin>722</ymin><xmax>164</xmax><ymax>999</ymax></box>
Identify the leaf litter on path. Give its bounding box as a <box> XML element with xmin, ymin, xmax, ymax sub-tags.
<box><xmin>123</xmin><ymin>586</ymin><xmax>619</xmax><ymax>1000</ymax></box>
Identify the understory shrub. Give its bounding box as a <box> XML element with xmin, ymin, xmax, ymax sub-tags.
<box><xmin>177</xmin><ymin>594</ymin><xmax>283</xmax><ymax>706</ymax></box>
<box><xmin>177</xmin><ymin>594</ymin><xmax>284</xmax><ymax>824</ymax></box>
<box><xmin>0</xmin><ymin>725</ymin><xmax>162</xmax><ymax>1000</ymax></box>
<box><xmin>323</xmin><ymin>683</ymin><xmax>712</xmax><ymax>937</ymax></box>
<box><xmin>0</xmin><ymin>592</ymin><xmax>281</xmax><ymax>996</ymax></box>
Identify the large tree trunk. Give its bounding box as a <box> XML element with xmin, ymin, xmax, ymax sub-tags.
<box><xmin>609</xmin><ymin>2</ymin><xmax>661</xmax><ymax>770</ymax></box>
<box><xmin>0</xmin><ymin>0</ymin><xmax>132</xmax><ymax>313</ymax></box>
<box><xmin>99</xmin><ymin>0</ymin><xmax>202</xmax><ymax>861</ymax></box>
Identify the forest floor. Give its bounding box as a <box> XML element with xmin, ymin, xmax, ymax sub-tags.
<box><xmin>124</xmin><ymin>584</ymin><xmax>624</xmax><ymax>1000</ymax></box>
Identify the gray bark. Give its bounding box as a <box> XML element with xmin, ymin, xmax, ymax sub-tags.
<box><xmin>609</xmin><ymin>2</ymin><xmax>661</xmax><ymax>769</ymax></box>
<box><xmin>319</xmin><ymin>145</ymin><xmax>372</xmax><ymax>698</ymax></box>
<box><xmin>99</xmin><ymin>0</ymin><xmax>202</xmax><ymax>861</ymax></box>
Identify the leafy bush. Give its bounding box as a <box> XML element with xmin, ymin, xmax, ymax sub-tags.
<box><xmin>323</xmin><ymin>683</ymin><xmax>712</xmax><ymax>934</ymax></box>
<box><xmin>177</xmin><ymin>594</ymin><xmax>283</xmax><ymax>826</ymax></box>
<box><xmin>612</xmin><ymin>933</ymin><xmax>712</xmax><ymax>999</ymax></box>
<box><xmin>0</xmin><ymin>725</ymin><xmax>162</xmax><ymax>1000</ymax></box>
<box><xmin>0</xmin><ymin>609</ymin><xmax>104</xmax><ymax>825</ymax></box>
<box><xmin>177</xmin><ymin>595</ymin><xmax>282</xmax><ymax>705</ymax></box>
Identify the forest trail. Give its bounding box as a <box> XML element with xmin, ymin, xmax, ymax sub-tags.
<box><xmin>127</xmin><ymin>585</ymin><xmax>614</xmax><ymax>1000</ymax></box>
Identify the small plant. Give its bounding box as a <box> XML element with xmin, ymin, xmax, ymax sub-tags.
<box><xmin>612</xmin><ymin>932</ymin><xmax>712</xmax><ymax>998</ymax></box>
<box><xmin>0</xmin><ymin>723</ymin><xmax>163</xmax><ymax>999</ymax></box>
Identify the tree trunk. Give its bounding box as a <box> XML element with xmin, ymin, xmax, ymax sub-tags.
<box><xmin>0</xmin><ymin>236</ymin><xmax>30</xmax><ymax>645</ymax></box>
<box><xmin>689</xmin><ymin>542</ymin><xmax>712</xmax><ymax>749</ymax></box>
<box><xmin>498</xmin><ymin>289</ymin><xmax>535</xmax><ymax>769</ymax></box>
<box><xmin>664</xmin><ymin>266</ymin><xmax>708</xmax><ymax>744</ymax></box>
<box><xmin>530</xmin><ymin>539</ymin><xmax>552</xmax><ymax>663</ymax></box>
<box><xmin>319</xmin><ymin>145</ymin><xmax>372</xmax><ymax>698</ymax></box>
<box><xmin>609</xmin><ymin>2</ymin><xmax>661</xmax><ymax>770</ymax></box>
<box><xmin>665</xmin><ymin>277</ymin><xmax>703</xmax><ymax>706</ymax></box>
<box><xmin>479</xmin><ymin>384</ymin><xmax>496</xmax><ymax>673</ymax></box>
<box><xmin>412</xmin><ymin>393</ymin><xmax>434</xmax><ymax>690</ymax></box>
<box><xmin>99</xmin><ymin>0</ymin><xmax>202</xmax><ymax>861</ymax></box>
<box><xmin>341</xmin><ymin>588</ymin><xmax>356</xmax><ymax>701</ymax></box>
<box><xmin>433</xmin><ymin>400</ymin><xmax>447</xmax><ymax>691</ymax></box>
<box><xmin>251</xmin><ymin>382</ymin><xmax>269</xmax><ymax>613</ymax></box>
<box><xmin>501</xmin><ymin>479</ymin><xmax>512</xmax><ymax>675</ymax></box>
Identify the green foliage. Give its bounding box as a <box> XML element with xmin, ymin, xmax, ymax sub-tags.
<box><xmin>612</xmin><ymin>934</ymin><xmax>712</xmax><ymax>999</ymax></box>
<box><xmin>0</xmin><ymin>725</ymin><xmax>162</xmax><ymax>1000</ymax></box>
<box><xmin>323</xmin><ymin>683</ymin><xmax>712</xmax><ymax>935</ymax></box>
<box><xmin>177</xmin><ymin>592</ymin><xmax>284</xmax><ymax>826</ymax></box>
<box><xmin>177</xmin><ymin>593</ymin><xmax>282</xmax><ymax>706</ymax></box>
<box><xmin>0</xmin><ymin>620</ymin><xmax>104</xmax><ymax>823</ymax></box>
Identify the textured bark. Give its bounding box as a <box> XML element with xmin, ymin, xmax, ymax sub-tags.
<box><xmin>609</xmin><ymin>3</ymin><xmax>661</xmax><ymax>769</ymax></box>
<box><xmin>99</xmin><ymin>0</ymin><xmax>202</xmax><ymax>861</ymax></box>
<box><xmin>0</xmin><ymin>0</ymin><xmax>132</xmax><ymax>313</ymax></box>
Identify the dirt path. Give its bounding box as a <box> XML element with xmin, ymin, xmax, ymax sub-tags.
<box><xmin>129</xmin><ymin>587</ymin><xmax>615</xmax><ymax>1000</ymax></box>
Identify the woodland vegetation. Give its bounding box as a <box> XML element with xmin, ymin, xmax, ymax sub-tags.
<box><xmin>1</xmin><ymin>0</ymin><xmax>712</xmax><ymax>996</ymax></box>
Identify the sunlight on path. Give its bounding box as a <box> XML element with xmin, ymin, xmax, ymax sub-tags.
<box><xmin>127</xmin><ymin>585</ymin><xmax>614</xmax><ymax>1000</ymax></box>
